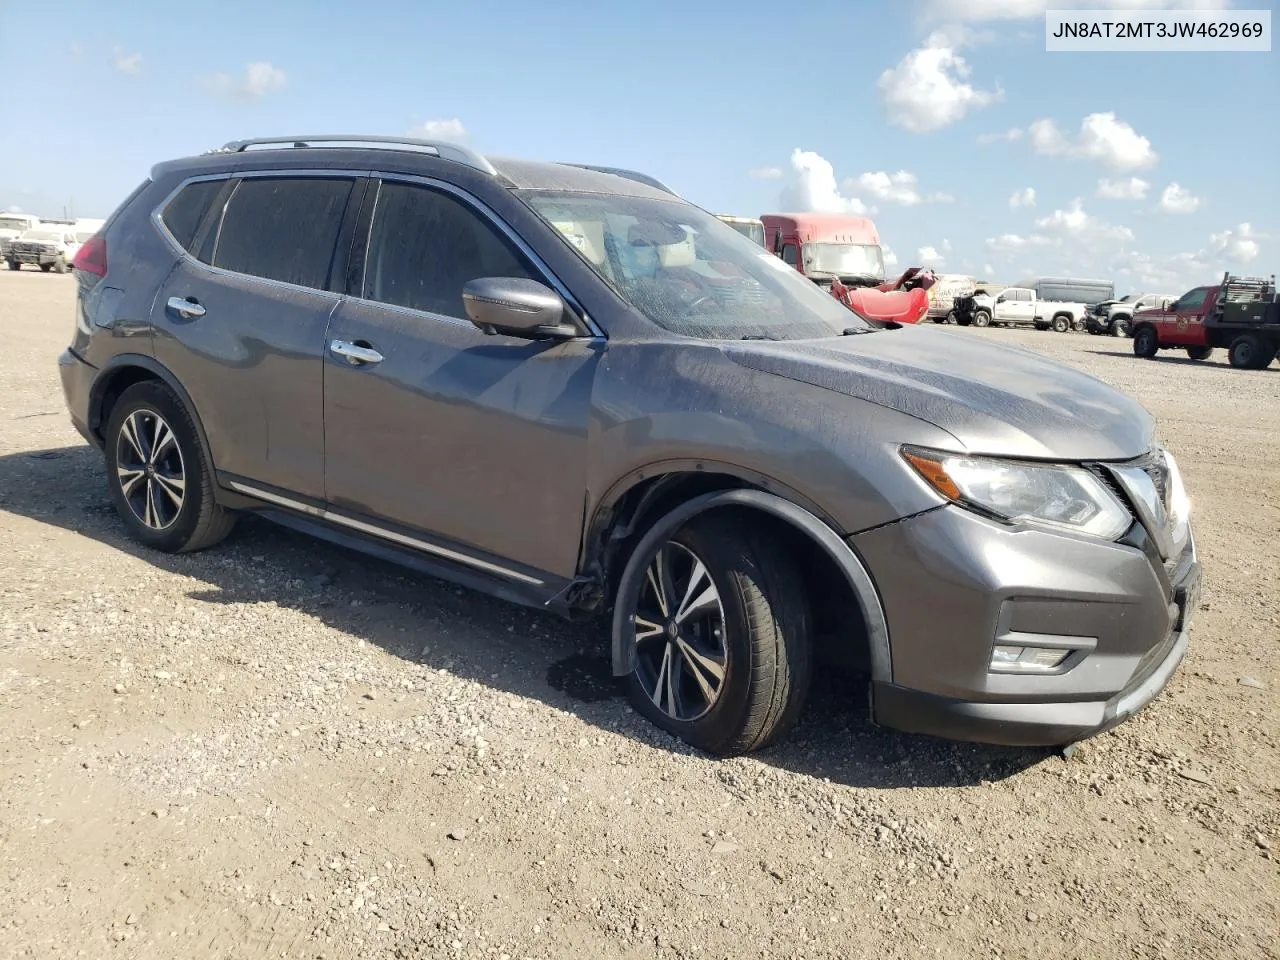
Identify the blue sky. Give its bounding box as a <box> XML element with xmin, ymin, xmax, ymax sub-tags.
<box><xmin>2</xmin><ymin>0</ymin><xmax>1276</xmax><ymax>292</ymax></box>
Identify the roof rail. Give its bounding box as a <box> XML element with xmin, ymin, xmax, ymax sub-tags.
<box><xmin>558</xmin><ymin>163</ymin><xmax>679</xmax><ymax>196</ymax></box>
<box><xmin>204</xmin><ymin>135</ymin><xmax>498</xmax><ymax>176</ymax></box>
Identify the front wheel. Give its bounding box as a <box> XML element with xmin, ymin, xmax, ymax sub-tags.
<box><xmin>973</xmin><ymin>310</ymin><xmax>991</xmax><ymax>328</ymax></box>
<box><xmin>1111</xmin><ymin>317</ymin><xmax>1131</xmax><ymax>337</ymax></box>
<box><xmin>52</xmin><ymin>256</ymin><xmax>68</xmax><ymax>274</ymax></box>
<box><xmin>1186</xmin><ymin>346</ymin><xmax>1214</xmax><ymax>361</ymax></box>
<box><xmin>619</xmin><ymin>513</ymin><xmax>812</xmax><ymax>756</ymax></box>
<box><xmin>5</xmin><ymin>259</ymin><xmax>18</xmax><ymax>271</ymax></box>
<box><xmin>104</xmin><ymin>381</ymin><xmax>237</xmax><ymax>553</ymax></box>
<box><xmin>1132</xmin><ymin>326</ymin><xmax>1159</xmax><ymax>358</ymax></box>
<box><xmin>1051</xmin><ymin>315</ymin><xmax>1071</xmax><ymax>333</ymax></box>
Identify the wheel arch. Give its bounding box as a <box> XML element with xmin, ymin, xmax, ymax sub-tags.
<box><xmin>603</xmin><ymin>486</ymin><xmax>891</xmax><ymax>686</ymax></box>
<box><xmin>90</xmin><ymin>355</ymin><xmax>216</xmax><ymax>483</ymax></box>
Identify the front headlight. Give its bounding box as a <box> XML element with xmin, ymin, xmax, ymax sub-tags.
<box><xmin>902</xmin><ymin>446</ymin><xmax>1132</xmax><ymax>541</ymax></box>
<box><xmin>1163</xmin><ymin>448</ymin><xmax>1191</xmax><ymax>551</ymax></box>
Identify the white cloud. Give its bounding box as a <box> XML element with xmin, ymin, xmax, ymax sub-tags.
<box><xmin>410</xmin><ymin>118</ymin><xmax>468</xmax><ymax>140</ymax></box>
<box><xmin>5</xmin><ymin>204</ymin><xmax>21</xmax><ymax>213</ymax></box>
<box><xmin>1009</xmin><ymin>187</ymin><xmax>1036</xmax><ymax>208</ymax></box>
<box><xmin>982</xmin><ymin>262</ymin><xmax>995</xmax><ymax>276</ymax></box>
<box><xmin>1096</xmin><ymin>177</ymin><xmax>1150</xmax><ymax>200</ymax></box>
<box><xmin>918</xmin><ymin>245</ymin><xmax>946</xmax><ymax>264</ymax></box>
<box><xmin>877</xmin><ymin>29</ymin><xmax>1001</xmax><ymax>133</ymax></box>
<box><xmin>977</xmin><ymin>127</ymin><xmax>1024</xmax><ymax>144</ymax></box>
<box><xmin>1029</xmin><ymin>112</ymin><xmax>1157</xmax><ymax>171</ymax></box>
<box><xmin>985</xmin><ymin>233</ymin><xmax>1052</xmax><ymax>253</ymax></box>
<box><xmin>113</xmin><ymin>48</ymin><xmax>142</xmax><ymax>75</ymax></box>
<box><xmin>848</xmin><ymin>170</ymin><xmax>952</xmax><ymax>206</ymax></box>
<box><xmin>778</xmin><ymin>149</ymin><xmax>870</xmax><ymax>214</ymax></box>
<box><xmin>749</xmin><ymin>166</ymin><xmax>783</xmax><ymax>180</ymax></box>
<box><xmin>883</xmin><ymin>245</ymin><xmax>900</xmax><ymax>267</ymax></box>
<box><xmin>923</xmin><ymin>0</ymin><xmax>1230</xmax><ymax>21</ymax></box>
<box><xmin>1157</xmin><ymin>182</ymin><xmax>1201</xmax><ymax>214</ymax></box>
<box><xmin>1034</xmin><ymin>198</ymin><xmax>1134</xmax><ymax>243</ymax></box>
<box><xmin>206</xmin><ymin>61</ymin><xmax>287</xmax><ymax>99</ymax></box>
<box><xmin>1208</xmin><ymin>222</ymin><xmax>1262</xmax><ymax>263</ymax></box>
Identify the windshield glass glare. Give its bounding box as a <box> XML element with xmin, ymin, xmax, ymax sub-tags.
<box><xmin>522</xmin><ymin>191</ymin><xmax>874</xmax><ymax>340</ymax></box>
<box><xmin>802</xmin><ymin>242</ymin><xmax>885</xmax><ymax>279</ymax></box>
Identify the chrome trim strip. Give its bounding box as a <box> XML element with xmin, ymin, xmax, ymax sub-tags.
<box><xmin>226</xmin><ymin>480</ymin><xmax>543</xmax><ymax>585</ymax></box>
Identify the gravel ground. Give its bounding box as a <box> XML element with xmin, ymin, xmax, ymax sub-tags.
<box><xmin>1</xmin><ymin>270</ymin><xmax>1277</xmax><ymax>960</ymax></box>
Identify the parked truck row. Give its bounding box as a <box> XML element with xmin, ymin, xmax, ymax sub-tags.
<box><xmin>0</xmin><ymin>215</ymin><xmax>106</xmax><ymax>273</ymax></box>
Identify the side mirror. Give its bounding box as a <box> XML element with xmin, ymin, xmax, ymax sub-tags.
<box><xmin>462</xmin><ymin>277</ymin><xmax>580</xmax><ymax>340</ymax></box>
<box><xmin>1162</xmin><ymin>299</ymin><xmax>1173</xmax><ymax>310</ymax></box>
<box><xmin>995</xmin><ymin>295</ymin><xmax>1006</xmax><ymax>303</ymax></box>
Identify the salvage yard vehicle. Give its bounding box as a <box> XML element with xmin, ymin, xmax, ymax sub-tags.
<box><xmin>1086</xmin><ymin>292</ymin><xmax>1177</xmax><ymax>337</ymax></box>
<box><xmin>954</xmin><ymin>285</ymin><xmax>1088</xmax><ymax>332</ymax></box>
<box><xmin>1131</xmin><ymin>273</ymin><xmax>1279</xmax><ymax>369</ymax></box>
<box><xmin>761</xmin><ymin>212</ymin><xmax>885</xmax><ymax>286</ymax></box>
<box><xmin>1024</xmin><ymin>276</ymin><xmax>1115</xmax><ymax>308</ymax></box>
<box><xmin>926</xmin><ymin>273</ymin><xmax>976</xmax><ymax>323</ymax></box>
<box><xmin>4</xmin><ymin>224</ymin><xmax>81</xmax><ymax>272</ymax></box>
<box><xmin>0</xmin><ymin>212</ymin><xmax>41</xmax><ymax>244</ymax></box>
<box><xmin>58</xmin><ymin>134</ymin><xmax>1201</xmax><ymax>755</ymax></box>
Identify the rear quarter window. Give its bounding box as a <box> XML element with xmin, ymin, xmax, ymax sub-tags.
<box><xmin>160</xmin><ymin>179</ymin><xmax>225</xmax><ymax>251</ymax></box>
<box><xmin>210</xmin><ymin>177</ymin><xmax>355</xmax><ymax>290</ymax></box>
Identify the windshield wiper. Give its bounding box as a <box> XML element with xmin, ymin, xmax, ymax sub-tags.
<box><xmin>740</xmin><ymin>334</ymin><xmax>783</xmax><ymax>341</ymax></box>
<box><xmin>840</xmin><ymin>326</ymin><xmax>875</xmax><ymax>335</ymax></box>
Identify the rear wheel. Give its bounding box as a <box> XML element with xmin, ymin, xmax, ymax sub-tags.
<box><xmin>973</xmin><ymin>310</ymin><xmax>991</xmax><ymax>327</ymax></box>
<box><xmin>1229</xmin><ymin>333</ymin><xmax>1273</xmax><ymax>370</ymax></box>
<box><xmin>104</xmin><ymin>381</ymin><xmax>236</xmax><ymax>553</ymax></box>
<box><xmin>1133</xmin><ymin>326</ymin><xmax>1159</xmax><ymax>358</ymax></box>
<box><xmin>1051</xmin><ymin>315</ymin><xmax>1071</xmax><ymax>333</ymax></box>
<box><xmin>1186</xmin><ymin>346</ymin><xmax>1214</xmax><ymax>361</ymax></box>
<box><xmin>620</xmin><ymin>513</ymin><xmax>812</xmax><ymax>756</ymax></box>
<box><xmin>39</xmin><ymin>263</ymin><xmax>52</xmax><ymax>273</ymax></box>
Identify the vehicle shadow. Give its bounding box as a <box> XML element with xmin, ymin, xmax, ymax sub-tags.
<box><xmin>1083</xmin><ymin>349</ymin><xmax>1276</xmax><ymax>370</ymax></box>
<box><xmin>0</xmin><ymin>443</ymin><xmax>1047</xmax><ymax>790</ymax></box>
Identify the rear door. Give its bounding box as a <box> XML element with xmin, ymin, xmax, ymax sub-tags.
<box><xmin>151</xmin><ymin>172</ymin><xmax>364</xmax><ymax>500</ymax></box>
<box><xmin>322</xmin><ymin>176</ymin><xmax>601</xmax><ymax>581</ymax></box>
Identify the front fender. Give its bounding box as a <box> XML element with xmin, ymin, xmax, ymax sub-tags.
<box><xmin>608</xmin><ymin>488</ymin><xmax>891</xmax><ymax>684</ymax></box>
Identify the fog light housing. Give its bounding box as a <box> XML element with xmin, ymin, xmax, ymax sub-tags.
<box><xmin>990</xmin><ymin>645</ymin><xmax>1071</xmax><ymax>673</ymax></box>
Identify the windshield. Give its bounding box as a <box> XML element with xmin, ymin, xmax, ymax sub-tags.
<box><xmin>0</xmin><ymin>218</ymin><xmax>32</xmax><ymax>233</ymax></box>
<box><xmin>801</xmin><ymin>242</ymin><xmax>885</xmax><ymax>280</ymax></box>
<box><xmin>23</xmin><ymin>230</ymin><xmax>65</xmax><ymax>242</ymax></box>
<box><xmin>723</xmin><ymin>220</ymin><xmax>766</xmax><ymax>247</ymax></box>
<box><xmin>521</xmin><ymin>191</ymin><xmax>874</xmax><ymax>340</ymax></box>
<box><xmin>73</xmin><ymin>230</ymin><xmax>96</xmax><ymax>242</ymax></box>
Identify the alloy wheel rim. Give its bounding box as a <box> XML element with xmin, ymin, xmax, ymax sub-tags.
<box><xmin>632</xmin><ymin>541</ymin><xmax>727</xmax><ymax>722</ymax></box>
<box><xmin>116</xmin><ymin>409</ymin><xmax>186</xmax><ymax>531</ymax></box>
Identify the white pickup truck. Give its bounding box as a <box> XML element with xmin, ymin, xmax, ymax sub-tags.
<box><xmin>965</xmin><ymin>286</ymin><xmax>1088</xmax><ymax>333</ymax></box>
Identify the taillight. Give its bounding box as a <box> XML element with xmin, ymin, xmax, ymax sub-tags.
<box><xmin>72</xmin><ymin>233</ymin><xmax>107</xmax><ymax>277</ymax></box>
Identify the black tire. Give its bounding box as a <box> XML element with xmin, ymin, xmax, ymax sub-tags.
<box><xmin>39</xmin><ymin>263</ymin><xmax>52</xmax><ymax>273</ymax></box>
<box><xmin>619</xmin><ymin>513</ymin><xmax>812</xmax><ymax>756</ymax></box>
<box><xmin>5</xmin><ymin>259</ymin><xmax>18</xmax><ymax>271</ymax></box>
<box><xmin>1228</xmin><ymin>333</ymin><xmax>1272</xmax><ymax>370</ymax></box>
<box><xmin>52</xmin><ymin>257</ymin><xmax>68</xmax><ymax>274</ymax></box>
<box><xmin>1186</xmin><ymin>346</ymin><xmax>1214</xmax><ymax>361</ymax></box>
<box><xmin>1132</xmin><ymin>325</ymin><xmax>1159</xmax><ymax>358</ymax></box>
<box><xmin>104</xmin><ymin>381</ymin><xmax>236</xmax><ymax>553</ymax></box>
<box><xmin>1111</xmin><ymin>316</ymin><xmax>1131</xmax><ymax>337</ymax></box>
<box><xmin>1051</xmin><ymin>315</ymin><xmax>1070</xmax><ymax>333</ymax></box>
<box><xmin>973</xmin><ymin>310</ymin><xmax>991</xmax><ymax>328</ymax></box>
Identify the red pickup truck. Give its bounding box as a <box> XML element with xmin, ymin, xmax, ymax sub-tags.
<box><xmin>1131</xmin><ymin>273</ymin><xmax>1279</xmax><ymax>369</ymax></box>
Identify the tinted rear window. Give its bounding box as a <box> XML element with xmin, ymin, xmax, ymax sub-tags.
<box><xmin>212</xmin><ymin>177</ymin><xmax>354</xmax><ymax>290</ymax></box>
<box><xmin>161</xmin><ymin>180</ymin><xmax>224</xmax><ymax>251</ymax></box>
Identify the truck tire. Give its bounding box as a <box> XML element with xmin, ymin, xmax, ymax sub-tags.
<box><xmin>1186</xmin><ymin>346</ymin><xmax>1214</xmax><ymax>362</ymax></box>
<box><xmin>1051</xmin><ymin>315</ymin><xmax>1071</xmax><ymax>333</ymax></box>
<box><xmin>1111</xmin><ymin>316</ymin><xmax>1131</xmax><ymax>337</ymax></box>
<box><xmin>1132</xmin><ymin>326</ymin><xmax>1159</xmax><ymax>358</ymax></box>
<box><xmin>973</xmin><ymin>310</ymin><xmax>991</xmax><ymax>327</ymax></box>
<box><xmin>1229</xmin><ymin>333</ymin><xmax>1273</xmax><ymax>370</ymax></box>
<box><xmin>39</xmin><ymin>263</ymin><xmax>52</xmax><ymax>273</ymax></box>
<box><xmin>52</xmin><ymin>257</ymin><xmax>68</xmax><ymax>274</ymax></box>
<box><xmin>5</xmin><ymin>259</ymin><xmax>18</xmax><ymax>271</ymax></box>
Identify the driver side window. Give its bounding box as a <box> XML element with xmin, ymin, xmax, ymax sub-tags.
<box><xmin>781</xmin><ymin>244</ymin><xmax>798</xmax><ymax>268</ymax></box>
<box><xmin>1174</xmin><ymin>288</ymin><xmax>1207</xmax><ymax>312</ymax></box>
<box><xmin>361</xmin><ymin>181</ymin><xmax>541</xmax><ymax>320</ymax></box>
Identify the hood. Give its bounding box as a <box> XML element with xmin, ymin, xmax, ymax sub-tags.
<box><xmin>721</xmin><ymin>325</ymin><xmax>1154</xmax><ymax>461</ymax></box>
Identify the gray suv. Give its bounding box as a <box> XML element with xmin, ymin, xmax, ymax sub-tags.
<box><xmin>58</xmin><ymin>135</ymin><xmax>1201</xmax><ymax>756</ymax></box>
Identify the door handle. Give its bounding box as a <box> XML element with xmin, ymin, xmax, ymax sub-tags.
<box><xmin>167</xmin><ymin>296</ymin><xmax>205</xmax><ymax>320</ymax></box>
<box><xmin>330</xmin><ymin>339</ymin><xmax>384</xmax><ymax>365</ymax></box>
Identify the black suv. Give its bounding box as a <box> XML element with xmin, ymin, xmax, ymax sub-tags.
<box><xmin>58</xmin><ymin>136</ymin><xmax>1200</xmax><ymax>756</ymax></box>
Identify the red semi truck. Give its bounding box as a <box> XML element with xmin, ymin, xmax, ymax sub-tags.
<box><xmin>1131</xmin><ymin>273</ymin><xmax>1279</xmax><ymax>369</ymax></box>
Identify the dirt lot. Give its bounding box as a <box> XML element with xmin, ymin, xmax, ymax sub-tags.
<box><xmin>1</xmin><ymin>269</ymin><xmax>1277</xmax><ymax>960</ymax></box>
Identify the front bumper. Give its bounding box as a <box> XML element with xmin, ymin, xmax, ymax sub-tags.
<box><xmin>853</xmin><ymin>503</ymin><xmax>1199</xmax><ymax>747</ymax></box>
<box><xmin>10</xmin><ymin>247</ymin><xmax>62</xmax><ymax>266</ymax></box>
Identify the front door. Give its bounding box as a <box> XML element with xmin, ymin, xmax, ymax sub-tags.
<box><xmin>322</xmin><ymin>178</ymin><xmax>601</xmax><ymax>581</ymax></box>
<box><xmin>151</xmin><ymin>174</ymin><xmax>362</xmax><ymax>500</ymax></box>
<box><xmin>1162</xmin><ymin>287</ymin><xmax>1209</xmax><ymax>345</ymax></box>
